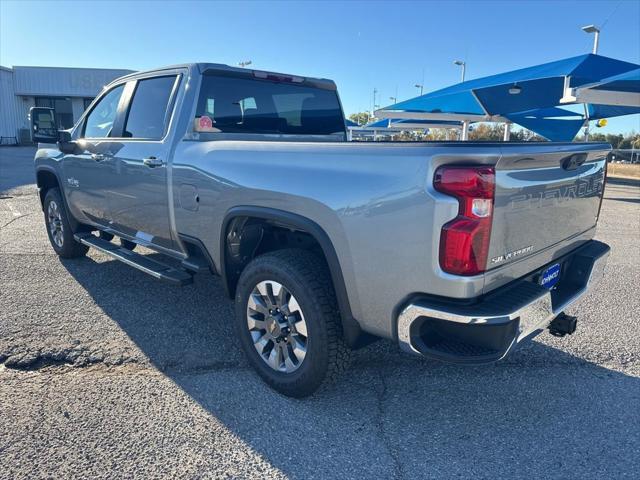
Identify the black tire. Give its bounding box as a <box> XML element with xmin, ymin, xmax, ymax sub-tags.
<box><xmin>120</xmin><ymin>238</ymin><xmax>136</xmax><ymax>250</ymax></box>
<box><xmin>43</xmin><ymin>188</ymin><xmax>89</xmax><ymax>258</ymax></box>
<box><xmin>234</xmin><ymin>249</ymin><xmax>350</xmax><ymax>398</ymax></box>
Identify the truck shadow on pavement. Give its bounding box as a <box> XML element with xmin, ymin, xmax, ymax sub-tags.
<box><xmin>61</xmin><ymin>255</ymin><xmax>640</xmax><ymax>478</ymax></box>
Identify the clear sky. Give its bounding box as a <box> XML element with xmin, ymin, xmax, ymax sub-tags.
<box><xmin>1</xmin><ymin>0</ymin><xmax>639</xmax><ymax>135</ymax></box>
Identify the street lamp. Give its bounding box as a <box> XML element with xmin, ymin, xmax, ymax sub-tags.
<box><xmin>389</xmin><ymin>96</ymin><xmax>397</xmax><ymax>104</ymax></box>
<box><xmin>414</xmin><ymin>84</ymin><xmax>423</xmax><ymax>96</ymax></box>
<box><xmin>581</xmin><ymin>25</ymin><xmax>600</xmax><ymax>54</ymax></box>
<box><xmin>453</xmin><ymin>60</ymin><xmax>466</xmax><ymax>82</ymax></box>
<box><xmin>238</xmin><ymin>60</ymin><xmax>252</xmax><ymax>68</ymax></box>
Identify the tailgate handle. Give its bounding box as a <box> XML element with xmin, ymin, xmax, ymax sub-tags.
<box><xmin>561</xmin><ymin>153</ymin><xmax>587</xmax><ymax>171</ymax></box>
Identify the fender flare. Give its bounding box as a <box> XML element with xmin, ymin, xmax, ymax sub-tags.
<box><xmin>220</xmin><ymin>206</ymin><xmax>368</xmax><ymax>347</ymax></box>
<box><xmin>35</xmin><ymin>166</ymin><xmax>82</xmax><ymax>232</ymax></box>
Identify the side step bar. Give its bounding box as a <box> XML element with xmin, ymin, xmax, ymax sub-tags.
<box><xmin>74</xmin><ymin>234</ymin><xmax>193</xmax><ymax>286</ymax></box>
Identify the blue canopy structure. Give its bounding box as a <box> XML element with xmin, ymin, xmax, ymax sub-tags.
<box><xmin>504</xmin><ymin>107</ymin><xmax>586</xmax><ymax>142</ymax></box>
<box><xmin>587</xmin><ymin>68</ymin><xmax>640</xmax><ymax>93</ymax></box>
<box><xmin>563</xmin><ymin>68</ymin><xmax>640</xmax><ymax>109</ymax></box>
<box><xmin>588</xmin><ymin>104</ymin><xmax>640</xmax><ymax>119</ymax></box>
<box><xmin>375</xmin><ymin>54</ymin><xmax>639</xmax><ymax>141</ymax></box>
<box><xmin>347</xmin><ymin>117</ymin><xmax>462</xmax><ymax>141</ymax></box>
<box><xmin>378</xmin><ymin>54</ymin><xmax>638</xmax><ymax>119</ymax></box>
<box><xmin>363</xmin><ymin>118</ymin><xmax>462</xmax><ymax>129</ymax></box>
<box><xmin>345</xmin><ymin>119</ymin><xmax>359</xmax><ymax>127</ymax></box>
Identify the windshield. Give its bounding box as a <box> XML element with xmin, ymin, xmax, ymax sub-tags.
<box><xmin>196</xmin><ymin>74</ymin><xmax>345</xmax><ymax>136</ymax></box>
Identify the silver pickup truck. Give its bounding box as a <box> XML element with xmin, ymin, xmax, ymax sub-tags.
<box><xmin>31</xmin><ymin>63</ymin><xmax>610</xmax><ymax>397</ymax></box>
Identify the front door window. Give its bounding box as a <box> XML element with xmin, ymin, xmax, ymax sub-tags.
<box><xmin>83</xmin><ymin>85</ymin><xmax>125</xmax><ymax>138</ymax></box>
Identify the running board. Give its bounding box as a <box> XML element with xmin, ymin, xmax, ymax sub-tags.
<box><xmin>74</xmin><ymin>234</ymin><xmax>193</xmax><ymax>286</ymax></box>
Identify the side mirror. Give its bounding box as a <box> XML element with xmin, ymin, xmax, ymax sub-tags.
<box><xmin>29</xmin><ymin>107</ymin><xmax>58</xmax><ymax>144</ymax></box>
<box><xmin>29</xmin><ymin>107</ymin><xmax>78</xmax><ymax>153</ymax></box>
<box><xmin>57</xmin><ymin>130</ymin><xmax>78</xmax><ymax>154</ymax></box>
<box><xmin>58</xmin><ymin>130</ymin><xmax>72</xmax><ymax>143</ymax></box>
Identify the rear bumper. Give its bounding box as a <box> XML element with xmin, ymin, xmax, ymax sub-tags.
<box><xmin>397</xmin><ymin>240</ymin><xmax>609</xmax><ymax>364</ymax></box>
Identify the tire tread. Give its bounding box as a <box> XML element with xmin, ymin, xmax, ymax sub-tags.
<box><xmin>235</xmin><ymin>248</ymin><xmax>350</xmax><ymax>397</ymax></box>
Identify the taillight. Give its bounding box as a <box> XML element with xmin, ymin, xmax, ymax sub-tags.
<box><xmin>434</xmin><ymin>166</ymin><xmax>495</xmax><ymax>276</ymax></box>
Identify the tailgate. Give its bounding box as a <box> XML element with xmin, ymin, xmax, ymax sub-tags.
<box><xmin>488</xmin><ymin>143</ymin><xmax>608</xmax><ymax>269</ymax></box>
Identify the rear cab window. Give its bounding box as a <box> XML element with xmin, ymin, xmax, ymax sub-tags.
<box><xmin>195</xmin><ymin>72</ymin><xmax>346</xmax><ymax>139</ymax></box>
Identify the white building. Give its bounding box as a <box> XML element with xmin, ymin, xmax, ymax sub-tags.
<box><xmin>0</xmin><ymin>65</ymin><xmax>133</xmax><ymax>144</ymax></box>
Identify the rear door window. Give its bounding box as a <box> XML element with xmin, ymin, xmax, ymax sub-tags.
<box><xmin>196</xmin><ymin>74</ymin><xmax>345</xmax><ymax>135</ymax></box>
<box><xmin>123</xmin><ymin>76</ymin><xmax>178</xmax><ymax>140</ymax></box>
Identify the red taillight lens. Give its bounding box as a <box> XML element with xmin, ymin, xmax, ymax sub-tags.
<box><xmin>434</xmin><ymin>166</ymin><xmax>495</xmax><ymax>276</ymax></box>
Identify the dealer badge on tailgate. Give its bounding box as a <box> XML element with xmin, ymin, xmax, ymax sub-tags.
<box><xmin>540</xmin><ymin>263</ymin><xmax>561</xmax><ymax>289</ymax></box>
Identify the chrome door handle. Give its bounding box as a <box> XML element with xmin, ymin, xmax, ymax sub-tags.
<box><xmin>91</xmin><ymin>153</ymin><xmax>106</xmax><ymax>162</ymax></box>
<box><xmin>143</xmin><ymin>156</ymin><xmax>164</xmax><ymax>168</ymax></box>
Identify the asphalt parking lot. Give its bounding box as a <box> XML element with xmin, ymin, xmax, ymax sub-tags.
<box><xmin>1</xmin><ymin>146</ymin><xmax>639</xmax><ymax>479</ymax></box>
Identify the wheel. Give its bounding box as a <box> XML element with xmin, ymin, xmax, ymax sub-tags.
<box><xmin>43</xmin><ymin>188</ymin><xmax>89</xmax><ymax>258</ymax></box>
<box><xmin>120</xmin><ymin>238</ymin><xmax>136</xmax><ymax>250</ymax></box>
<box><xmin>99</xmin><ymin>231</ymin><xmax>114</xmax><ymax>242</ymax></box>
<box><xmin>234</xmin><ymin>249</ymin><xmax>350</xmax><ymax>397</ymax></box>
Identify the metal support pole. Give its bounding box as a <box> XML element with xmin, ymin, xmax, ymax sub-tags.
<box><xmin>461</xmin><ymin>121</ymin><xmax>469</xmax><ymax>141</ymax></box>
<box><xmin>593</xmin><ymin>30</ymin><xmax>599</xmax><ymax>54</ymax></box>
<box><xmin>583</xmin><ymin>103</ymin><xmax>590</xmax><ymax>141</ymax></box>
<box><xmin>347</xmin><ymin>129</ymin><xmax>353</xmax><ymax>141</ymax></box>
<box><xmin>503</xmin><ymin>123</ymin><xmax>511</xmax><ymax>141</ymax></box>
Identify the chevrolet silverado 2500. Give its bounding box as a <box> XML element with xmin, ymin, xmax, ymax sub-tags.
<box><xmin>31</xmin><ymin>63</ymin><xmax>610</xmax><ymax>397</ymax></box>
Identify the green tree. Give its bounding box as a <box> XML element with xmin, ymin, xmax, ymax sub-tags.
<box><xmin>348</xmin><ymin>112</ymin><xmax>372</xmax><ymax>126</ymax></box>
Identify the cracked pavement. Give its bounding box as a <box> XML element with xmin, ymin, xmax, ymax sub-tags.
<box><xmin>1</xmin><ymin>146</ymin><xmax>639</xmax><ymax>479</ymax></box>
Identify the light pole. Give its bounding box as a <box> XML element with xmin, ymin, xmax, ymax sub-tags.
<box><xmin>389</xmin><ymin>96</ymin><xmax>397</xmax><ymax>104</ymax></box>
<box><xmin>238</xmin><ymin>60</ymin><xmax>252</xmax><ymax>68</ymax></box>
<box><xmin>414</xmin><ymin>84</ymin><xmax>423</xmax><ymax>96</ymax></box>
<box><xmin>372</xmin><ymin>88</ymin><xmax>378</xmax><ymax>116</ymax></box>
<box><xmin>454</xmin><ymin>60</ymin><xmax>466</xmax><ymax>82</ymax></box>
<box><xmin>581</xmin><ymin>25</ymin><xmax>600</xmax><ymax>54</ymax></box>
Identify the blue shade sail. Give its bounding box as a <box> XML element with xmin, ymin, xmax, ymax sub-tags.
<box><xmin>589</xmin><ymin>68</ymin><xmax>640</xmax><ymax>93</ymax></box>
<box><xmin>505</xmin><ymin>108</ymin><xmax>585</xmax><ymax>142</ymax></box>
<box><xmin>381</xmin><ymin>54</ymin><xmax>639</xmax><ymax>116</ymax></box>
<box><xmin>363</xmin><ymin>118</ymin><xmax>462</xmax><ymax>128</ymax></box>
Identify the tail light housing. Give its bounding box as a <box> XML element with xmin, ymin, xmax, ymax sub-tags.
<box><xmin>434</xmin><ymin>166</ymin><xmax>495</xmax><ymax>276</ymax></box>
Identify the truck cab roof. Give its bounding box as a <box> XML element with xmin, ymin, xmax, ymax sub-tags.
<box><xmin>112</xmin><ymin>63</ymin><xmax>337</xmax><ymax>90</ymax></box>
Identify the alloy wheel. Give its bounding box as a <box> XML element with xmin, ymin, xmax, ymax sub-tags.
<box><xmin>47</xmin><ymin>200</ymin><xmax>64</xmax><ymax>248</ymax></box>
<box><xmin>246</xmin><ymin>280</ymin><xmax>309</xmax><ymax>373</ymax></box>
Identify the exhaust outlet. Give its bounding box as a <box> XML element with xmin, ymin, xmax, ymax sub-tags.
<box><xmin>548</xmin><ymin>313</ymin><xmax>577</xmax><ymax>337</ymax></box>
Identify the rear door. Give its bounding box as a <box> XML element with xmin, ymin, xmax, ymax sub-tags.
<box><xmin>106</xmin><ymin>72</ymin><xmax>182</xmax><ymax>251</ymax></box>
<box><xmin>488</xmin><ymin>143</ymin><xmax>608</xmax><ymax>269</ymax></box>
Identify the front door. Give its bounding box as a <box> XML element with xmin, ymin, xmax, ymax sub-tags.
<box><xmin>62</xmin><ymin>83</ymin><xmax>126</xmax><ymax>228</ymax></box>
<box><xmin>106</xmin><ymin>74</ymin><xmax>181</xmax><ymax>251</ymax></box>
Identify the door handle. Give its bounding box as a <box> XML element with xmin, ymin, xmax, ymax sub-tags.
<box><xmin>91</xmin><ymin>153</ymin><xmax>107</xmax><ymax>162</ymax></box>
<box><xmin>143</xmin><ymin>156</ymin><xmax>164</xmax><ymax>168</ymax></box>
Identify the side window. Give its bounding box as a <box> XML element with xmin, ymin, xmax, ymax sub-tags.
<box><xmin>123</xmin><ymin>76</ymin><xmax>178</xmax><ymax>139</ymax></box>
<box><xmin>83</xmin><ymin>85</ymin><xmax>125</xmax><ymax>138</ymax></box>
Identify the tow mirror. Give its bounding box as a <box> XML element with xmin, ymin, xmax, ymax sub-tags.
<box><xmin>29</xmin><ymin>107</ymin><xmax>58</xmax><ymax>144</ymax></box>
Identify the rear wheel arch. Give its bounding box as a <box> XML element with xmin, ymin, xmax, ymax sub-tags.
<box><xmin>220</xmin><ymin>207</ymin><xmax>371</xmax><ymax>348</ymax></box>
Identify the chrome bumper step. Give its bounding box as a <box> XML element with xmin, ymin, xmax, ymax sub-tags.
<box><xmin>74</xmin><ymin>234</ymin><xmax>193</xmax><ymax>286</ymax></box>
